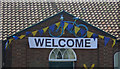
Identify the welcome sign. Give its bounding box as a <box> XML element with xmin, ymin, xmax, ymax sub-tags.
<box><xmin>28</xmin><ymin>37</ymin><xmax>97</xmax><ymax>49</ymax></box>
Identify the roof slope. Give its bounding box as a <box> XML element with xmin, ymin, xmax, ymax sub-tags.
<box><xmin>6</xmin><ymin>10</ymin><xmax>117</xmax><ymax>40</ymax></box>
<box><xmin>1</xmin><ymin>2</ymin><xmax>119</xmax><ymax>40</ymax></box>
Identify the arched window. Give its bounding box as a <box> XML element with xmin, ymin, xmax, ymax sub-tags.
<box><xmin>49</xmin><ymin>48</ymin><xmax>77</xmax><ymax>61</ymax></box>
<box><xmin>114</xmin><ymin>52</ymin><xmax>120</xmax><ymax>69</ymax></box>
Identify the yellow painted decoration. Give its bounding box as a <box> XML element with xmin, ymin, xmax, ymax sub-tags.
<box><xmin>98</xmin><ymin>35</ymin><xmax>104</xmax><ymax>39</ymax></box>
<box><xmin>55</xmin><ymin>22</ymin><xmax>60</xmax><ymax>29</ymax></box>
<box><xmin>32</xmin><ymin>30</ymin><xmax>38</xmax><ymax>36</ymax></box>
<box><xmin>43</xmin><ymin>27</ymin><xmax>49</xmax><ymax>33</ymax></box>
<box><xmin>83</xmin><ymin>64</ymin><xmax>88</xmax><ymax>69</ymax></box>
<box><xmin>87</xmin><ymin>31</ymin><xmax>93</xmax><ymax>38</ymax></box>
<box><xmin>19</xmin><ymin>35</ymin><xmax>25</xmax><ymax>39</ymax></box>
<box><xmin>63</xmin><ymin>22</ymin><xmax>68</xmax><ymax>30</ymax></box>
<box><xmin>75</xmin><ymin>26</ymin><xmax>80</xmax><ymax>34</ymax></box>
<box><xmin>112</xmin><ymin>39</ymin><xmax>116</xmax><ymax>48</ymax></box>
<box><xmin>9</xmin><ymin>38</ymin><xmax>13</xmax><ymax>44</ymax></box>
<box><xmin>90</xmin><ymin>64</ymin><xmax>95</xmax><ymax>69</ymax></box>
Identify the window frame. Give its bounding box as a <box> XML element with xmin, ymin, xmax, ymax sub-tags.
<box><xmin>114</xmin><ymin>52</ymin><xmax>120</xmax><ymax>69</ymax></box>
<box><xmin>49</xmin><ymin>48</ymin><xmax>77</xmax><ymax>61</ymax></box>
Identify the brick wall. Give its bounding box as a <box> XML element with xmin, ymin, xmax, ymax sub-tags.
<box><xmin>9</xmin><ymin>37</ymin><xmax>117</xmax><ymax>68</ymax></box>
<box><xmin>4</xmin><ymin>11</ymin><xmax>120</xmax><ymax>68</ymax></box>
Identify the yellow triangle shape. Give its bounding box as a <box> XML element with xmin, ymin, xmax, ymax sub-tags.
<box><xmin>98</xmin><ymin>35</ymin><xmax>104</xmax><ymax>39</ymax></box>
<box><xmin>87</xmin><ymin>31</ymin><xmax>93</xmax><ymax>38</ymax></box>
<box><xmin>75</xmin><ymin>26</ymin><xmax>80</xmax><ymax>34</ymax></box>
<box><xmin>63</xmin><ymin>22</ymin><xmax>68</xmax><ymax>30</ymax></box>
<box><xmin>43</xmin><ymin>27</ymin><xmax>49</xmax><ymax>33</ymax></box>
<box><xmin>55</xmin><ymin>22</ymin><xmax>60</xmax><ymax>29</ymax></box>
<box><xmin>19</xmin><ymin>35</ymin><xmax>25</xmax><ymax>39</ymax></box>
<box><xmin>9</xmin><ymin>38</ymin><xmax>13</xmax><ymax>44</ymax></box>
<box><xmin>32</xmin><ymin>30</ymin><xmax>38</xmax><ymax>36</ymax></box>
